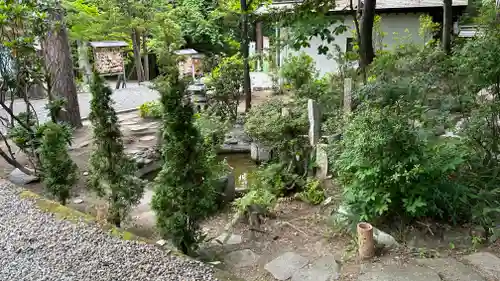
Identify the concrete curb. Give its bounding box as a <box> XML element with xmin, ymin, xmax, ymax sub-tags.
<box><xmin>81</xmin><ymin>108</ymin><xmax>139</xmax><ymax>121</ymax></box>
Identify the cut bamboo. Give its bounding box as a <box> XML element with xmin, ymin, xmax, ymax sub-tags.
<box><xmin>357</xmin><ymin>222</ymin><xmax>375</xmax><ymax>260</ymax></box>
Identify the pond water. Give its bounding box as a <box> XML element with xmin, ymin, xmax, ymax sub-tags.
<box><xmin>141</xmin><ymin>153</ymin><xmax>257</xmax><ymax>185</ymax></box>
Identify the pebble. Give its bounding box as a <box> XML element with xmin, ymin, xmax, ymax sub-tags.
<box><xmin>0</xmin><ymin>180</ymin><xmax>219</xmax><ymax>281</ymax></box>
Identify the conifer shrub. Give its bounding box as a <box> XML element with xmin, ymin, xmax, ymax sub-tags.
<box><xmin>152</xmin><ymin>72</ymin><xmax>218</xmax><ymax>255</ymax></box>
<box><xmin>39</xmin><ymin>122</ymin><xmax>77</xmax><ymax>205</ymax></box>
<box><xmin>88</xmin><ymin>72</ymin><xmax>145</xmax><ymax>227</ymax></box>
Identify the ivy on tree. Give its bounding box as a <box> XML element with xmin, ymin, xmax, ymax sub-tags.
<box><xmin>152</xmin><ymin>70</ymin><xmax>218</xmax><ymax>255</ymax></box>
<box><xmin>88</xmin><ymin>72</ymin><xmax>145</xmax><ymax>227</ymax></box>
<box><xmin>39</xmin><ymin>122</ymin><xmax>78</xmax><ymax>205</ymax></box>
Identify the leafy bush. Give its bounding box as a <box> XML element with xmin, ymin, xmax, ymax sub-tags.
<box><xmin>334</xmin><ymin>106</ymin><xmax>470</xmax><ymax>223</ymax></box>
<box><xmin>296</xmin><ymin>179</ymin><xmax>325</xmax><ymax>205</ymax></box>
<box><xmin>39</xmin><ymin>122</ymin><xmax>77</xmax><ymax>205</ymax></box>
<box><xmin>206</xmin><ymin>54</ymin><xmax>244</xmax><ymax>121</ymax></box>
<box><xmin>280</xmin><ymin>52</ymin><xmax>317</xmax><ymax>90</ymax></box>
<box><xmin>139</xmin><ymin>101</ymin><xmax>163</xmax><ymax>119</ymax></box>
<box><xmin>88</xmin><ymin>73</ymin><xmax>145</xmax><ymax>227</ymax></box>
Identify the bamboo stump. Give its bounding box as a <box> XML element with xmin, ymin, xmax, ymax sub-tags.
<box><xmin>357</xmin><ymin>222</ymin><xmax>375</xmax><ymax>260</ymax></box>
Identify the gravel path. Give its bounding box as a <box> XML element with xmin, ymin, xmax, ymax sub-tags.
<box><xmin>0</xmin><ymin>180</ymin><xmax>219</xmax><ymax>281</ymax></box>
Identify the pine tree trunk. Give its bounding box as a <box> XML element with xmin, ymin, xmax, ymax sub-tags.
<box><xmin>240</xmin><ymin>0</ymin><xmax>252</xmax><ymax>112</ymax></box>
<box><xmin>42</xmin><ymin>5</ymin><xmax>83</xmax><ymax>128</ymax></box>
<box><xmin>77</xmin><ymin>40</ymin><xmax>92</xmax><ymax>85</ymax></box>
<box><xmin>442</xmin><ymin>0</ymin><xmax>453</xmax><ymax>54</ymax></box>
<box><xmin>359</xmin><ymin>0</ymin><xmax>376</xmax><ymax>68</ymax></box>
<box><xmin>131</xmin><ymin>29</ymin><xmax>144</xmax><ymax>82</ymax></box>
<box><xmin>142</xmin><ymin>32</ymin><xmax>149</xmax><ymax>81</ymax></box>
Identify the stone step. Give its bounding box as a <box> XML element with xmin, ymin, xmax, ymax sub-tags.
<box><xmin>464</xmin><ymin>252</ymin><xmax>500</xmax><ymax>280</ymax></box>
<box><xmin>417</xmin><ymin>258</ymin><xmax>485</xmax><ymax>281</ymax></box>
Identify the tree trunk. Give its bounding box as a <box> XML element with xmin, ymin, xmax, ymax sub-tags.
<box><xmin>142</xmin><ymin>32</ymin><xmax>150</xmax><ymax>81</ymax></box>
<box><xmin>240</xmin><ymin>0</ymin><xmax>252</xmax><ymax>112</ymax></box>
<box><xmin>496</xmin><ymin>0</ymin><xmax>500</xmax><ymax>22</ymax></box>
<box><xmin>442</xmin><ymin>0</ymin><xmax>453</xmax><ymax>54</ymax></box>
<box><xmin>359</xmin><ymin>0</ymin><xmax>376</xmax><ymax>68</ymax></box>
<box><xmin>41</xmin><ymin>5</ymin><xmax>83</xmax><ymax>128</ymax></box>
<box><xmin>131</xmin><ymin>29</ymin><xmax>144</xmax><ymax>82</ymax></box>
<box><xmin>76</xmin><ymin>40</ymin><xmax>92</xmax><ymax>85</ymax></box>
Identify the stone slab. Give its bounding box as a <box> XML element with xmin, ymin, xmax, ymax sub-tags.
<box><xmin>417</xmin><ymin>258</ymin><xmax>485</xmax><ymax>281</ymax></box>
<box><xmin>358</xmin><ymin>264</ymin><xmax>441</xmax><ymax>281</ymax></box>
<box><xmin>214</xmin><ymin>233</ymin><xmax>242</xmax><ymax>245</ymax></box>
<box><xmin>8</xmin><ymin>168</ymin><xmax>38</xmax><ymax>185</ymax></box>
<box><xmin>264</xmin><ymin>252</ymin><xmax>309</xmax><ymax>281</ymax></box>
<box><xmin>224</xmin><ymin>249</ymin><xmax>260</xmax><ymax>268</ymax></box>
<box><xmin>464</xmin><ymin>252</ymin><xmax>500</xmax><ymax>280</ymax></box>
<box><xmin>292</xmin><ymin>256</ymin><xmax>340</xmax><ymax>281</ymax></box>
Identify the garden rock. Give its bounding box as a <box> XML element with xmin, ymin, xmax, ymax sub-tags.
<box><xmin>358</xmin><ymin>264</ymin><xmax>441</xmax><ymax>281</ymax></box>
<box><xmin>464</xmin><ymin>252</ymin><xmax>500</xmax><ymax>280</ymax></box>
<box><xmin>214</xmin><ymin>233</ymin><xmax>242</xmax><ymax>245</ymax></box>
<box><xmin>417</xmin><ymin>258</ymin><xmax>485</xmax><ymax>281</ymax></box>
<box><xmin>373</xmin><ymin>227</ymin><xmax>399</xmax><ymax>249</ymax></box>
<box><xmin>224</xmin><ymin>249</ymin><xmax>260</xmax><ymax>268</ymax></box>
<box><xmin>264</xmin><ymin>252</ymin><xmax>309</xmax><ymax>280</ymax></box>
<box><xmin>139</xmin><ymin>135</ymin><xmax>156</xmax><ymax>142</ymax></box>
<box><xmin>292</xmin><ymin>256</ymin><xmax>340</xmax><ymax>281</ymax></box>
<box><xmin>8</xmin><ymin>168</ymin><xmax>38</xmax><ymax>185</ymax></box>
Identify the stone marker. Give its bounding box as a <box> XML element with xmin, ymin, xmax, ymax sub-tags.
<box><xmin>224</xmin><ymin>249</ymin><xmax>260</xmax><ymax>268</ymax></box>
<box><xmin>307</xmin><ymin>99</ymin><xmax>320</xmax><ymax>147</ymax></box>
<box><xmin>264</xmin><ymin>252</ymin><xmax>309</xmax><ymax>280</ymax></box>
<box><xmin>315</xmin><ymin>144</ymin><xmax>329</xmax><ymax>180</ymax></box>
<box><xmin>358</xmin><ymin>264</ymin><xmax>441</xmax><ymax>281</ymax></box>
<box><xmin>8</xmin><ymin>168</ymin><xmax>38</xmax><ymax>185</ymax></box>
<box><xmin>344</xmin><ymin>78</ymin><xmax>352</xmax><ymax>114</ymax></box>
<box><xmin>417</xmin><ymin>258</ymin><xmax>485</xmax><ymax>281</ymax></box>
<box><xmin>292</xmin><ymin>256</ymin><xmax>340</xmax><ymax>281</ymax></box>
<box><xmin>464</xmin><ymin>252</ymin><xmax>500</xmax><ymax>280</ymax></box>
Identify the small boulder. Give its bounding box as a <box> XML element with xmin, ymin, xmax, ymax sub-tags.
<box><xmin>8</xmin><ymin>168</ymin><xmax>39</xmax><ymax>185</ymax></box>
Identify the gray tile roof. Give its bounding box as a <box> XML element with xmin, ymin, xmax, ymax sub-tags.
<box><xmin>271</xmin><ymin>0</ymin><xmax>468</xmax><ymax>10</ymax></box>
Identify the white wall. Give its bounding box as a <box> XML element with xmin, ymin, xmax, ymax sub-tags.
<box><xmin>281</xmin><ymin>13</ymin><xmax>426</xmax><ymax>75</ymax></box>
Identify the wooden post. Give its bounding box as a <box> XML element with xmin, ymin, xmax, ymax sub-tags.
<box><xmin>343</xmin><ymin>78</ymin><xmax>352</xmax><ymax>114</ymax></box>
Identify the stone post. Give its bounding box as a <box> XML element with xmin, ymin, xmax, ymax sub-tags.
<box><xmin>308</xmin><ymin>99</ymin><xmax>320</xmax><ymax>147</ymax></box>
<box><xmin>344</xmin><ymin>78</ymin><xmax>352</xmax><ymax>114</ymax></box>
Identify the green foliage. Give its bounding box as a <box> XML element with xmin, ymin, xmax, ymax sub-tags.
<box><xmin>333</xmin><ymin>106</ymin><xmax>470</xmax><ymax>223</ymax></box>
<box><xmin>39</xmin><ymin>122</ymin><xmax>78</xmax><ymax>205</ymax></box>
<box><xmin>88</xmin><ymin>72</ymin><xmax>145</xmax><ymax>226</ymax></box>
<box><xmin>296</xmin><ymin>179</ymin><xmax>325</xmax><ymax>205</ymax></box>
<box><xmin>280</xmin><ymin>53</ymin><xmax>317</xmax><ymax>90</ymax></box>
<box><xmin>138</xmin><ymin>101</ymin><xmax>163</xmax><ymax>119</ymax></box>
<box><xmin>194</xmin><ymin>111</ymin><xmax>230</xmax><ymax>149</ymax></box>
<box><xmin>206</xmin><ymin>54</ymin><xmax>244</xmax><ymax>121</ymax></box>
<box><xmin>152</xmin><ymin>69</ymin><xmax>218</xmax><ymax>255</ymax></box>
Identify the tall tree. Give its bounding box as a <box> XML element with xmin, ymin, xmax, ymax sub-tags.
<box><xmin>443</xmin><ymin>0</ymin><xmax>453</xmax><ymax>54</ymax></box>
<box><xmin>41</xmin><ymin>1</ymin><xmax>83</xmax><ymax>128</ymax></box>
<box><xmin>240</xmin><ymin>0</ymin><xmax>252</xmax><ymax>112</ymax></box>
<box><xmin>359</xmin><ymin>0</ymin><xmax>376</xmax><ymax>68</ymax></box>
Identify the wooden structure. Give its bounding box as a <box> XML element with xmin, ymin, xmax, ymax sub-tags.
<box><xmin>174</xmin><ymin>48</ymin><xmax>203</xmax><ymax>80</ymax></box>
<box><xmin>89</xmin><ymin>41</ymin><xmax>128</xmax><ymax>89</ymax></box>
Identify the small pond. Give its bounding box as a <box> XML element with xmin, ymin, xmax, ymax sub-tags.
<box><xmin>141</xmin><ymin>153</ymin><xmax>257</xmax><ymax>186</ymax></box>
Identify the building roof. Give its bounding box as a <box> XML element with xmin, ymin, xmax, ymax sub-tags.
<box><xmin>257</xmin><ymin>0</ymin><xmax>468</xmax><ymax>14</ymax></box>
<box><xmin>89</xmin><ymin>41</ymin><xmax>128</xmax><ymax>48</ymax></box>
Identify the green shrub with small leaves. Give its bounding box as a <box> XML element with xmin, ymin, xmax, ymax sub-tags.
<box><xmin>39</xmin><ymin>122</ymin><xmax>77</xmax><ymax>205</ymax></box>
<box><xmin>280</xmin><ymin>52</ymin><xmax>317</xmax><ymax>90</ymax></box>
<box><xmin>206</xmin><ymin>54</ymin><xmax>244</xmax><ymax>121</ymax></box>
<box><xmin>139</xmin><ymin>101</ymin><xmax>163</xmax><ymax>119</ymax></box>
<box><xmin>296</xmin><ymin>179</ymin><xmax>325</xmax><ymax>205</ymax></box>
